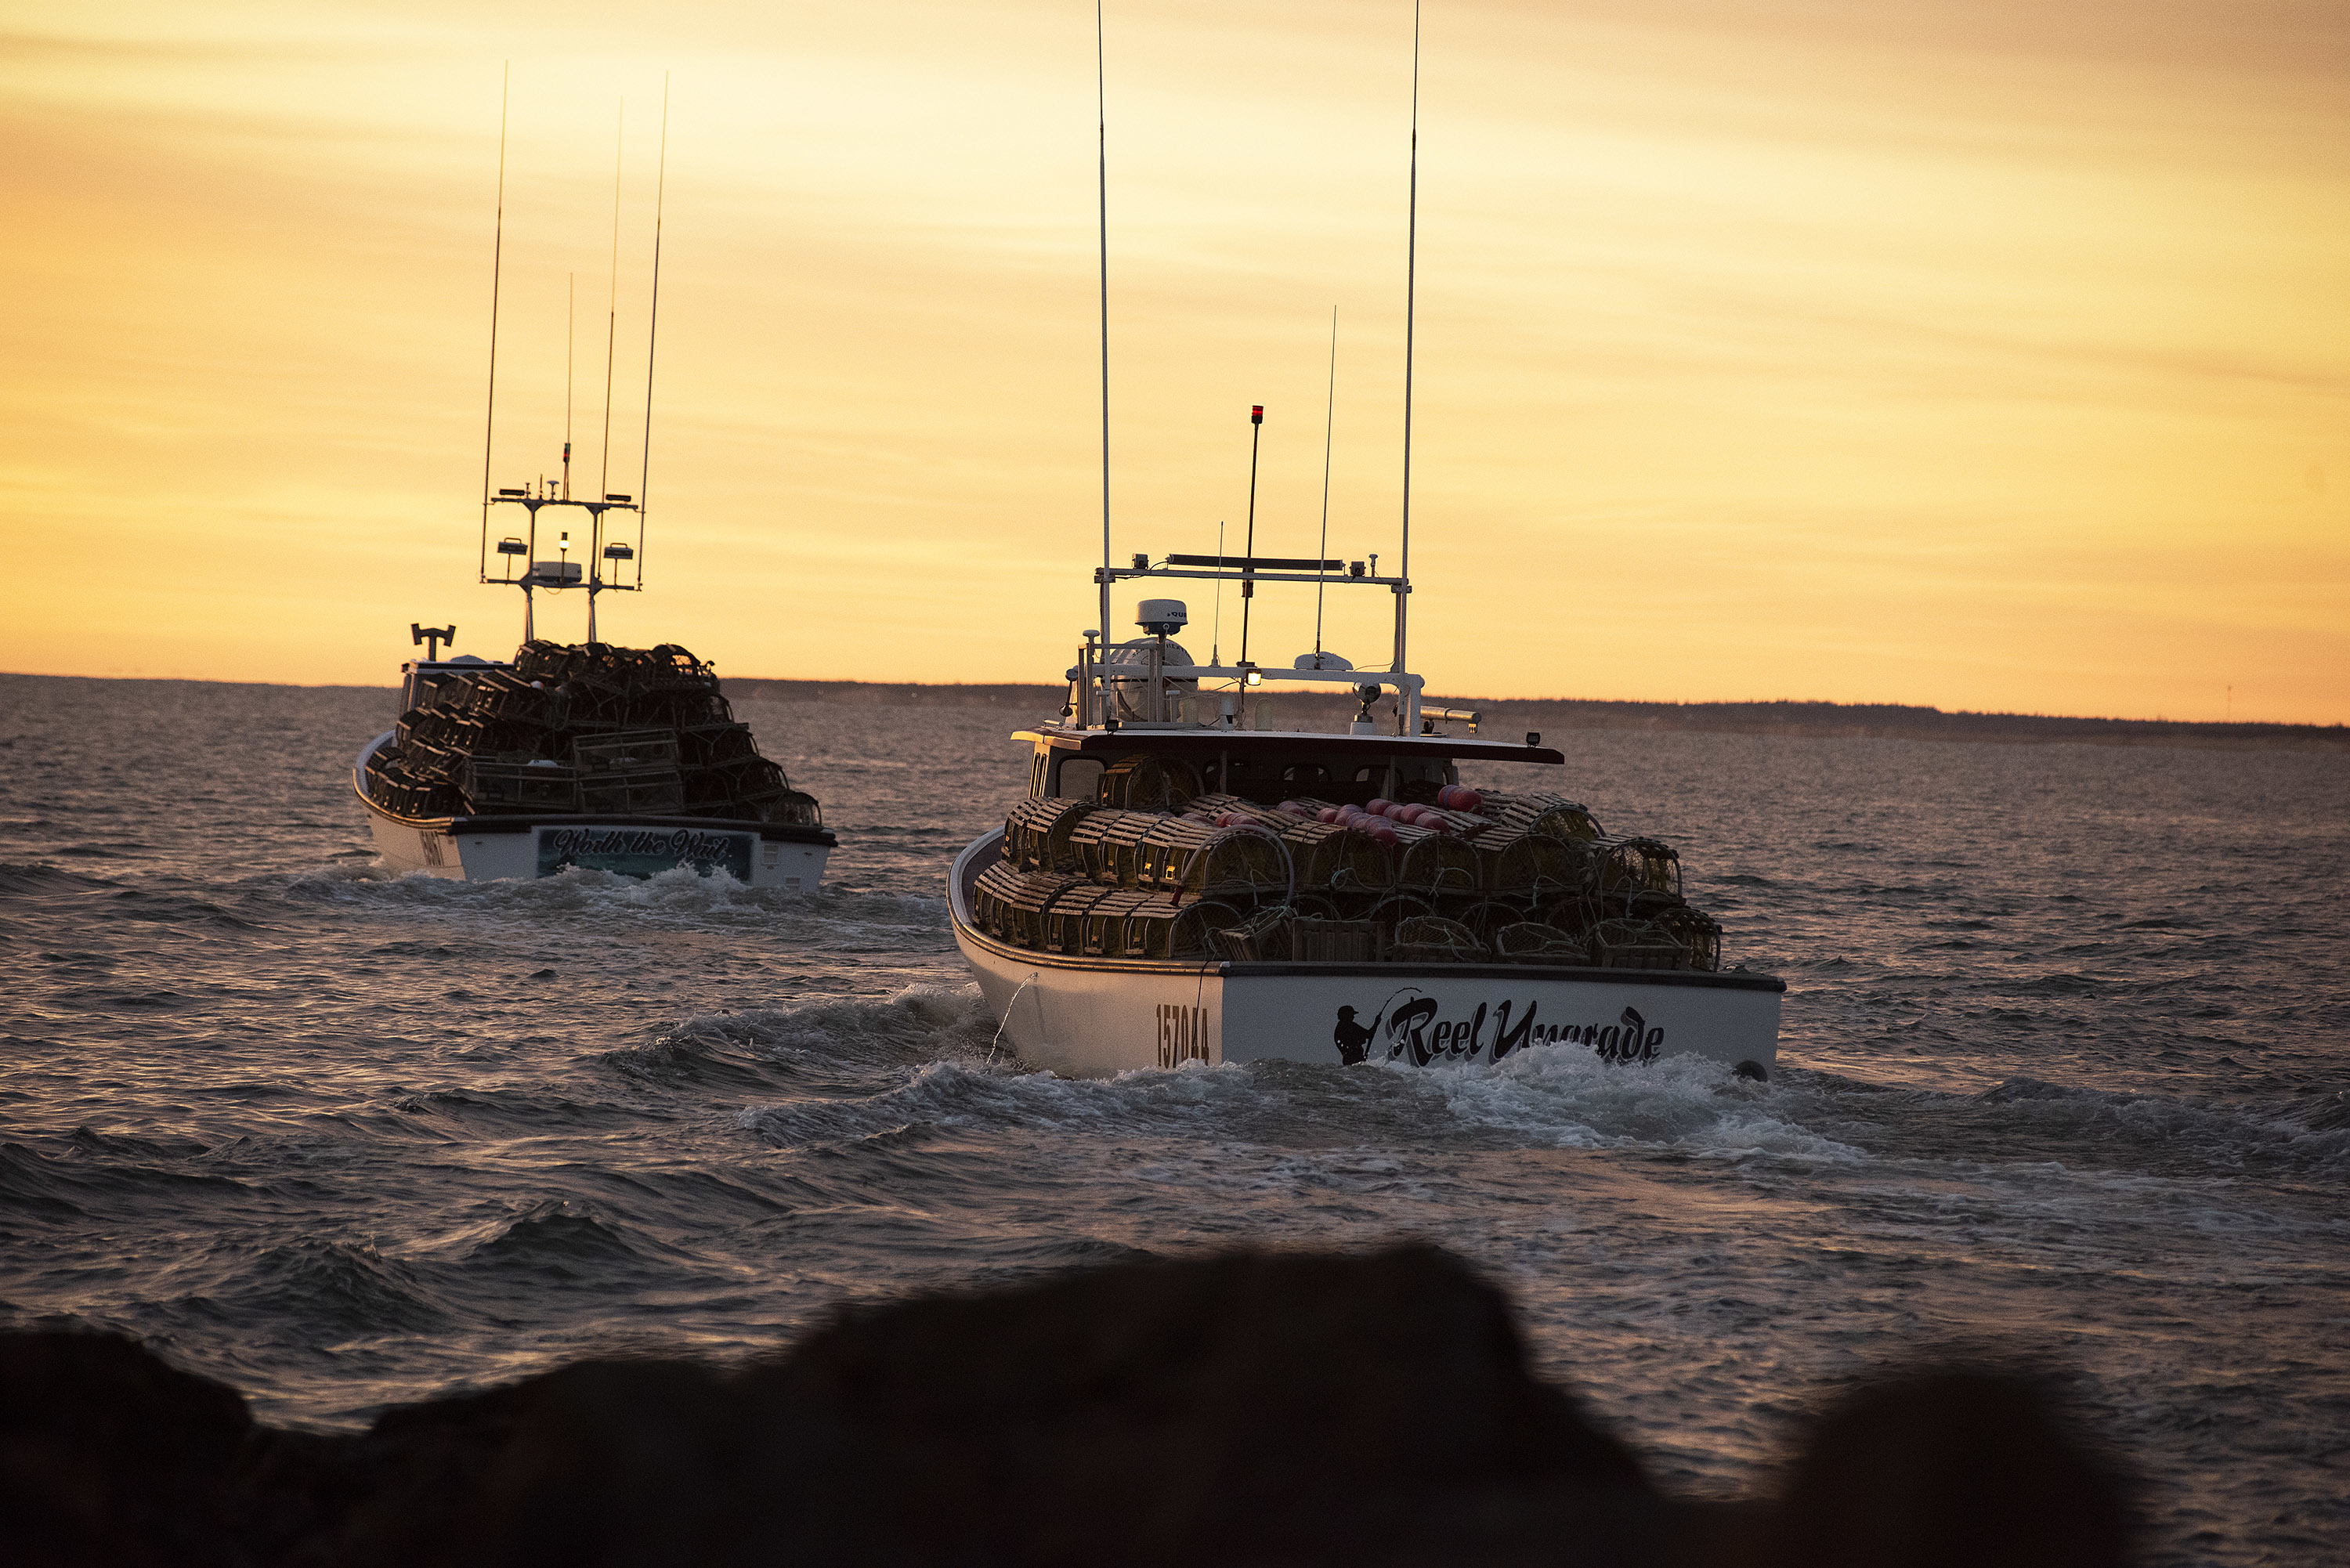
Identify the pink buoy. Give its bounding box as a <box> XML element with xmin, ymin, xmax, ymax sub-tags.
<box><xmin>1318</xmin><ymin>807</ymin><xmax>1343</xmax><ymax>825</ymax></box>
<box><xmin>1365</xmin><ymin>797</ymin><xmax>1394</xmax><ymax>817</ymax></box>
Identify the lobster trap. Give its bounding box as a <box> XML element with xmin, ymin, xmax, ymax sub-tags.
<box><xmin>1388</xmin><ymin>915</ymin><xmax>1489</xmax><ymax>964</ymax></box>
<box><xmin>1100</xmin><ymin>754</ymin><xmax>1200</xmax><ymax>811</ymax></box>
<box><xmin>1492</xmin><ymin>921</ymin><xmax>1586</xmax><ymax>965</ymax></box>
<box><xmin>459</xmin><ymin>758</ymin><xmax>582</xmax><ymax>815</ymax></box>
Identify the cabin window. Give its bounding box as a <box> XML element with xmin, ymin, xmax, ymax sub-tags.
<box><xmin>1055</xmin><ymin>757</ymin><xmax>1104</xmax><ymax>800</ymax></box>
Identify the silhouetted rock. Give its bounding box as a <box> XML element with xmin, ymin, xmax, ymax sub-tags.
<box><xmin>0</xmin><ymin>1248</ymin><xmax>2139</xmax><ymax>1567</ymax></box>
<box><xmin>1755</xmin><ymin>1370</ymin><xmax>2134</xmax><ymax>1568</ymax></box>
<box><xmin>735</xmin><ymin>1243</ymin><xmax>1665</xmax><ymax>1566</ymax></box>
<box><xmin>0</xmin><ymin>1329</ymin><xmax>253</xmax><ymax>1568</ymax></box>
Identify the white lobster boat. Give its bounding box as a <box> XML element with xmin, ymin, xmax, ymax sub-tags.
<box><xmin>355</xmin><ymin>651</ymin><xmax>834</xmax><ymax>891</ymax></box>
<box><xmin>352</xmin><ymin>119</ymin><xmax>834</xmax><ymax>892</ymax></box>
<box><xmin>949</xmin><ymin>563</ymin><xmax>1783</xmax><ymax>1080</ymax></box>
<box><xmin>954</xmin><ymin>19</ymin><xmax>1780</xmax><ymax>1076</ymax></box>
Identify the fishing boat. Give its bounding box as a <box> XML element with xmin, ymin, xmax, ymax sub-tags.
<box><xmin>355</xmin><ymin>621</ymin><xmax>833</xmax><ymax>891</ymax></box>
<box><xmin>351</xmin><ymin>84</ymin><xmax>834</xmax><ymax>890</ymax></box>
<box><xmin>949</xmin><ymin>573</ymin><xmax>1781</xmax><ymax>1078</ymax></box>
<box><xmin>948</xmin><ymin>9</ymin><xmax>1781</xmax><ymax>1077</ymax></box>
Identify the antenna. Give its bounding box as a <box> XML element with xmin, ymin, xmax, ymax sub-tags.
<box><xmin>1394</xmin><ymin>0</ymin><xmax>1422</xmax><ymax>724</ymax></box>
<box><xmin>1314</xmin><ymin>306</ymin><xmax>1336</xmax><ymax>659</ymax></box>
<box><xmin>1211</xmin><ymin>519</ymin><xmax>1224</xmax><ymax>665</ymax></box>
<box><xmin>562</xmin><ymin>273</ymin><xmax>575</xmax><ymax>500</ymax></box>
<box><xmin>1239</xmin><ymin>404</ymin><xmax>1264</xmax><ymax>667</ymax></box>
<box><xmin>598</xmin><ymin>99</ymin><xmax>624</xmax><ymax>511</ymax></box>
<box><xmin>636</xmin><ymin>74</ymin><xmax>667</xmax><ymax>589</ymax></box>
<box><xmin>478</xmin><ymin>63</ymin><xmax>509</xmax><ymax>585</ymax></box>
<box><xmin>1096</xmin><ymin>0</ymin><xmax>1112</xmax><ymax>653</ymax></box>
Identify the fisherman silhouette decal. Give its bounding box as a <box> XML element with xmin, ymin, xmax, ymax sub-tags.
<box><xmin>1329</xmin><ymin>992</ymin><xmax>1665</xmax><ymax>1067</ymax></box>
<box><xmin>1332</xmin><ymin>1006</ymin><xmax>1376</xmax><ymax>1066</ymax></box>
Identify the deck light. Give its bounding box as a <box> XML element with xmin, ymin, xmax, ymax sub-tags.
<box><xmin>602</xmin><ymin>543</ymin><xmax>633</xmax><ymax>560</ymax></box>
<box><xmin>496</xmin><ymin>538</ymin><xmax>527</xmax><ymax>556</ymax></box>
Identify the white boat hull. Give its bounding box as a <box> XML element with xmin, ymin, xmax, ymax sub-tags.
<box><xmin>950</xmin><ymin>833</ymin><xmax>1783</xmax><ymax>1078</ymax></box>
<box><xmin>356</xmin><ymin>733</ymin><xmax>833</xmax><ymax>889</ymax></box>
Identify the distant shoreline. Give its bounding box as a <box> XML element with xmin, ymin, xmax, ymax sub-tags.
<box><xmin>720</xmin><ymin>678</ymin><xmax>2346</xmax><ymax>752</ymax></box>
<box><xmin>6</xmin><ymin>670</ymin><xmax>2341</xmax><ymax>750</ymax></box>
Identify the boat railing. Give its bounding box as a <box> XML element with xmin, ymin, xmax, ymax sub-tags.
<box><xmin>1072</xmin><ymin>649</ymin><xmax>1426</xmax><ymax>733</ymax></box>
<box><xmin>1078</xmin><ymin>552</ymin><xmax>1422</xmax><ymax>733</ymax></box>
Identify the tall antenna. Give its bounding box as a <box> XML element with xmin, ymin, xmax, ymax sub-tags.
<box><xmin>1395</xmin><ymin>0</ymin><xmax>1421</xmax><ymax>699</ymax></box>
<box><xmin>1314</xmin><ymin>306</ymin><xmax>1337</xmax><ymax>659</ymax></box>
<box><xmin>637</xmin><ymin>74</ymin><xmax>668</xmax><ymax>587</ymax></box>
<box><xmin>598</xmin><ymin>100</ymin><xmax>624</xmax><ymax>504</ymax></box>
<box><xmin>562</xmin><ymin>273</ymin><xmax>575</xmax><ymax>500</ymax></box>
<box><xmin>1096</xmin><ymin>0</ymin><xmax>1113</xmax><ymax>646</ymax></box>
<box><xmin>479</xmin><ymin>63</ymin><xmax>509</xmax><ymax>578</ymax></box>
<box><xmin>1211</xmin><ymin>518</ymin><xmax>1225</xmax><ymax>665</ymax></box>
<box><xmin>1239</xmin><ymin>405</ymin><xmax>1264</xmax><ymax>667</ymax></box>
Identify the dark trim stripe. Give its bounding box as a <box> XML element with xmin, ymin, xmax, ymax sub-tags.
<box><xmin>353</xmin><ymin>778</ymin><xmax>834</xmax><ymax>847</ymax></box>
<box><xmin>951</xmin><ymin>905</ymin><xmax>1782</xmax><ymax>992</ymax></box>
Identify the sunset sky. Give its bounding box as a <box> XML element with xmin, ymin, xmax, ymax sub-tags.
<box><xmin>3</xmin><ymin>1</ymin><xmax>2345</xmax><ymax>723</ymax></box>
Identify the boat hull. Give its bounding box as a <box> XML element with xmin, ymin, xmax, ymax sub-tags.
<box><xmin>356</xmin><ymin>733</ymin><xmax>833</xmax><ymax>889</ymax></box>
<box><xmin>950</xmin><ymin>833</ymin><xmax>1782</xmax><ymax>1078</ymax></box>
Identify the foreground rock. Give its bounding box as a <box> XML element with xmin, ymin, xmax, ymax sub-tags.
<box><xmin>0</xmin><ymin>1245</ymin><xmax>2131</xmax><ymax>1566</ymax></box>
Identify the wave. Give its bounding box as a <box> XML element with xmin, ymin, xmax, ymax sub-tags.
<box><xmin>739</xmin><ymin>1040</ymin><xmax>1859</xmax><ymax>1164</ymax></box>
<box><xmin>229</xmin><ymin>1239</ymin><xmax>455</xmax><ymax>1336</ymax></box>
<box><xmin>273</xmin><ymin>861</ymin><xmax>948</xmax><ymax>943</ymax></box>
<box><xmin>605</xmin><ymin>987</ymin><xmax>996</xmax><ymax>1095</ymax></box>
<box><xmin>1960</xmin><ymin>1076</ymin><xmax>2350</xmax><ymax>1177</ymax></box>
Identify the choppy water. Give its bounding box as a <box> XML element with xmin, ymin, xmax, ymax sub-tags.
<box><xmin>2</xmin><ymin>670</ymin><xmax>2344</xmax><ymax>1563</ymax></box>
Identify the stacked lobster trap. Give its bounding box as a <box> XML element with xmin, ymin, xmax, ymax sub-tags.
<box><xmin>366</xmin><ymin>642</ymin><xmax>819</xmax><ymax>826</ymax></box>
<box><xmin>970</xmin><ymin>764</ymin><xmax>1729</xmax><ymax>971</ymax></box>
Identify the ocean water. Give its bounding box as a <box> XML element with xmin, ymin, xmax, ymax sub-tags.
<box><xmin>1</xmin><ymin>670</ymin><xmax>2344</xmax><ymax>1563</ymax></box>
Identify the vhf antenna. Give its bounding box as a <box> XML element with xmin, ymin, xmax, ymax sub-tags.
<box><xmin>597</xmin><ymin>99</ymin><xmax>624</xmax><ymax>511</ymax></box>
<box><xmin>1095</xmin><ymin>0</ymin><xmax>1113</xmax><ymax>652</ymax></box>
<box><xmin>635</xmin><ymin>74</ymin><xmax>667</xmax><ymax>590</ymax></box>
<box><xmin>1314</xmin><ymin>306</ymin><xmax>1336</xmax><ymax>660</ymax></box>
<box><xmin>1394</xmin><ymin>0</ymin><xmax>1422</xmax><ymax>715</ymax></box>
<box><xmin>562</xmin><ymin>273</ymin><xmax>574</xmax><ymax>499</ymax></box>
<box><xmin>1211</xmin><ymin>518</ymin><xmax>1225</xmax><ymax>665</ymax></box>
<box><xmin>478</xmin><ymin>63</ymin><xmax>509</xmax><ymax>581</ymax></box>
<box><xmin>1238</xmin><ymin>404</ymin><xmax>1264</xmax><ymax>668</ymax></box>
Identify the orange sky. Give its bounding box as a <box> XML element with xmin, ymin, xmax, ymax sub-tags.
<box><xmin>3</xmin><ymin>1</ymin><xmax>2345</xmax><ymax>723</ymax></box>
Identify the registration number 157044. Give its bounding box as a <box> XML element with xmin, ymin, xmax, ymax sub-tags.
<box><xmin>1155</xmin><ymin>1003</ymin><xmax>1209</xmax><ymax>1068</ymax></box>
